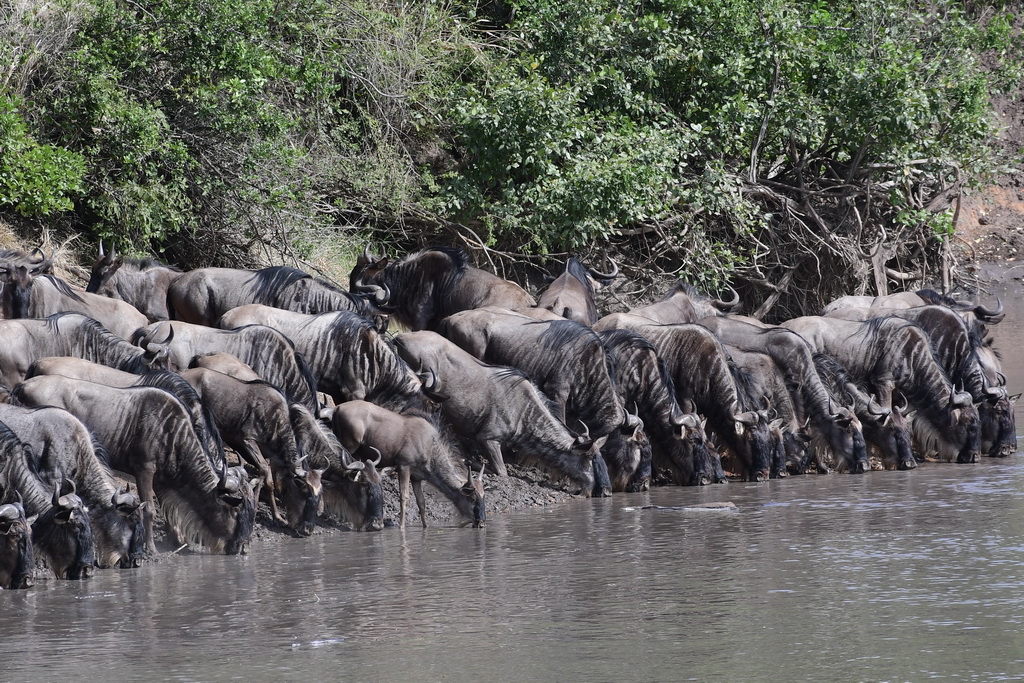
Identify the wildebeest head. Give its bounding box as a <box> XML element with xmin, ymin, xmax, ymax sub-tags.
<box><xmin>349</xmin><ymin>244</ymin><xmax>390</xmax><ymax>291</ymax></box>
<box><xmin>321</xmin><ymin>453</ymin><xmax>386</xmax><ymax>532</ymax></box>
<box><xmin>94</xmin><ymin>484</ymin><xmax>146</xmax><ymax>569</ymax></box>
<box><xmin>0</xmin><ymin>498</ymin><xmax>34</xmax><ymax>589</ymax></box>
<box><xmin>86</xmin><ymin>240</ymin><xmax>123</xmax><ymax>294</ymax></box>
<box><xmin>160</xmin><ymin>462</ymin><xmax>257</xmax><ymax>555</ymax></box>
<box><xmin>32</xmin><ymin>478</ymin><xmax>95</xmax><ymax>580</ymax></box>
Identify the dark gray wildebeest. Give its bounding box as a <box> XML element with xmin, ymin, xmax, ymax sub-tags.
<box><xmin>597</xmin><ymin>329</ymin><xmax>717</xmax><ymax>487</ymax></box>
<box><xmin>14</xmin><ymin>376</ymin><xmax>257</xmax><ymax>556</ymax></box>
<box><xmin>218</xmin><ymin>305</ymin><xmax>438</xmax><ymax>416</ymax></box>
<box><xmin>27</xmin><ymin>356</ymin><xmax>225</xmax><ymax>467</ymax></box>
<box><xmin>825</xmin><ymin>304</ymin><xmax>1016</xmax><ymax>458</ymax></box>
<box><xmin>821</xmin><ymin>289</ymin><xmax>1005</xmax><ymax>325</ymax></box>
<box><xmin>594</xmin><ymin>313</ymin><xmax>772</xmax><ymax>482</ymax></box>
<box><xmin>0</xmin><ymin>395</ymin><xmax>145</xmax><ymax>569</ymax></box>
<box><xmin>0</xmin><ymin>420</ymin><xmax>95</xmax><ymax>580</ymax></box>
<box><xmin>349</xmin><ymin>245</ymin><xmax>536</xmax><ymax>331</ymax></box>
<box><xmin>0</xmin><ymin>313</ymin><xmax>169</xmax><ymax>390</ymax></box>
<box><xmin>535</xmin><ymin>256</ymin><xmax>618</xmax><ymax>326</ymax></box>
<box><xmin>697</xmin><ymin>316</ymin><xmax>870</xmax><ymax>475</ymax></box>
<box><xmin>288</xmin><ymin>402</ymin><xmax>385</xmax><ymax>532</ymax></box>
<box><xmin>394</xmin><ymin>331</ymin><xmax>614</xmax><ymax>495</ymax></box>
<box><xmin>628</xmin><ymin>282</ymin><xmax>741</xmax><ymax>324</ymax></box>
<box><xmin>1</xmin><ymin>267</ymin><xmax>150</xmax><ymax>340</ymax></box>
<box><xmin>811</xmin><ymin>352</ymin><xmax>917</xmax><ymax>471</ymax></box>
<box><xmin>0</xmin><ymin>494</ymin><xmax>34</xmax><ymax>588</ymax></box>
<box><xmin>178</xmin><ymin>367</ymin><xmax>329</xmax><ymax>536</ymax></box>
<box><xmin>323</xmin><ymin>400</ymin><xmax>486</xmax><ymax>529</ymax></box>
<box><xmin>438</xmin><ymin>307</ymin><xmax>646</xmax><ymax>494</ymax></box>
<box><xmin>781</xmin><ymin>315</ymin><xmax>980</xmax><ymax>463</ymax></box>
<box><xmin>720</xmin><ymin>345</ymin><xmax>808</xmax><ymax>476</ymax></box>
<box><xmin>133</xmin><ymin>320</ymin><xmax>320</xmax><ymax>413</ymax></box>
<box><xmin>86</xmin><ymin>242</ymin><xmax>182</xmax><ymax>321</ymax></box>
<box><xmin>168</xmin><ymin>265</ymin><xmax>389</xmax><ymax>327</ymax></box>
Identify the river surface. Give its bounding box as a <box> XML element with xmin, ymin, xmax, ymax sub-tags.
<box><xmin>4</xmin><ymin>283</ymin><xmax>1024</xmax><ymax>682</ymax></box>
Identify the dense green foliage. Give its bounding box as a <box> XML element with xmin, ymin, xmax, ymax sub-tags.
<box><xmin>0</xmin><ymin>0</ymin><xmax>1018</xmax><ymax>307</ymax></box>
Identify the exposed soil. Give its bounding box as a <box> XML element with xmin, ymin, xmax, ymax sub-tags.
<box><xmin>954</xmin><ymin>78</ymin><xmax>1024</xmax><ymax>270</ymax></box>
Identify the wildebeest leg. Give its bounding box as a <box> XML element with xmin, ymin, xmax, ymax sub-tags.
<box><xmin>136</xmin><ymin>465</ymin><xmax>158</xmax><ymax>556</ymax></box>
<box><xmin>480</xmin><ymin>440</ymin><xmax>508</xmax><ymax>477</ymax></box>
<box><xmin>412</xmin><ymin>479</ymin><xmax>428</xmax><ymax>529</ymax></box>
<box><xmin>398</xmin><ymin>466</ymin><xmax>411</xmax><ymax>529</ymax></box>
<box><xmin>247</xmin><ymin>442</ymin><xmax>285</xmax><ymax>525</ymax></box>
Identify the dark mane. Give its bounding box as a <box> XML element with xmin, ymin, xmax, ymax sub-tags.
<box><xmin>599</xmin><ymin>328</ymin><xmax>678</xmax><ymax>399</ymax></box>
<box><xmin>39</xmin><ymin>275</ymin><xmax>84</xmax><ymax>303</ymax></box>
<box><xmin>128</xmin><ymin>256</ymin><xmax>181</xmax><ymax>272</ymax></box>
<box><xmin>135</xmin><ymin>370</ymin><xmax>226</xmax><ymax>462</ymax></box>
<box><xmin>54</xmin><ymin>313</ymin><xmax>153</xmax><ymax>372</ymax></box>
<box><xmin>565</xmin><ymin>258</ymin><xmax>595</xmax><ymax>294</ymax></box>
<box><xmin>534</xmin><ymin>319</ymin><xmax>597</xmax><ymax>352</ymax></box>
<box><xmin>248</xmin><ymin>266</ymin><xmax>312</xmax><ymax>302</ymax></box>
<box><xmin>915</xmin><ymin>289</ymin><xmax>959</xmax><ymax>307</ymax></box>
<box><xmin>661</xmin><ymin>281</ymin><xmax>701</xmax><ymax>301</ymax></box>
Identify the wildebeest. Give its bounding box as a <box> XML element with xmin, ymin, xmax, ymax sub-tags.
<box><xmin>323</xmin><ymin>400</ymin><xmax>486</xmax><ymax>528</ymax></box>
<box><xmin>1</xmin><ymin>267</ymin><xmax>150</xmax><ymax>340</ymax></box>
<box><xmin>438</xmin><ymin>308</ymin><xmax>640</xmax><ymax>436</ymax></box>
<box><xmin>394</xmin><ymin>331</ymin><xmax>614</xmax><ymax>495</ymax></box>
<box><xmin>0</xmin><ymin>397</ymin><xmax>145</xmax><ymax>569</ymax></box>
<box><xmin>0</xmin><ymin>495</ymin><xmax>34</xmax><ymax>588</ymax></box>
<box><xmin>628</xmin><ymin>281</ymin><xmax>741</xmax><ymax>324</ymax></box>
<box><xmin>597</xmin><ymin>329</ymin><xmax>717</xmax><ymax>487</ymax></box>
<box><xmin>825</xmin><ymin>303</ymin><xmax>1015</xmax><ymax>458</ymax></box>
<box><xmin>438</xmin><ymin>307</ymin><xmax>643</xmax><ymax>492</ymax></box>
<box><xmin>0</xmin><ymin>421</ymin><xmax>95</xmax><ymax>580</ymax></box>
<box><xmin>781</xmin><ymin>315</ymin><xmax>980</xmax><ymax>463</ymax></box>
<box><xmin>133</xmin><ymin>320</ymin><xmax>320</xmax><ymax>413</ymax></box>
<box><xmin>536</xmin><ymin>256</ymin><xmax>618</xmax><ymax>326</ymax></box>
<box><xmin>821</xmin><ymin>289</ymin><xmax>1005</xmax><ymax>325</ymax></box>
<box><xmin>218</xmin><ymin>305</ymin><xmax>434</xmax><ymax>415</ymax></box>
<box><xmin>812</xmin><ymin>352</ymin><xmax>917</xmax><ymax>471</ymax></box>
<box><xmin>594</xmin><ymin>313</ymin><xmax>772</xmax><ymax>481</ymax></box>
<box><xmin>350</xmin><ymin>246</ymin><xmax>536</xmax><ymax>331</ymax></box>
<box><xmin>721</xmin><ymin>345</ymin><xmax>808</xmax><ymax>476</ymax></box>
<box><xmin>26</xmin><ymin>356</ymin><xmax>225</xmax><ymax>467</ymax></box>
<box><xmin>86</xmin><ymin>243</ymin><xmax>182</xmax><ymax>321</ymax></box>
<box><xmin>168</xmin><ymin>265</ymin><xmax>388</xmax><ymax>327</ymax></box>
<box><xmin>288</xmin><ymin>403</ymin><xmax>385</xmax><ymax>532</ymax></box>
<box><xmin>14</xmin><ymin>376</ymin><xmax>257</xmax><ymax>555</ymax></box>
<box><xmin>178</xmin><ymin>367</ymin><xmax>325</xmax><ymax>536</ymax></box>
<box><xmin>0</xmin><ymin>313</ymin><xmax>169</xmax><ymax>390</ymax></box>
<box><xmin>697</xmin><ymin>316</ymin><xmax>870</xmax><ymax>475</ymax></box>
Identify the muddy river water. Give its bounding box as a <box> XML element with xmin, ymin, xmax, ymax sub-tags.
<box><xmin>4</xmin><ymin>279</ymin><xmax>1024</xmax><ymax>681</ymax></box>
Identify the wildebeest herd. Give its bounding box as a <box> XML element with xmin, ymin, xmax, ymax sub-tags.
<box><xmin>0</xmin><ymin>242</ymin><xmax>1016</xmax><ymax>588</ymax></box>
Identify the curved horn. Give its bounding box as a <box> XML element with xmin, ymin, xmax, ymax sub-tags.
<box><xmin>588</xmin><ymin>255</ymin><xmax>619</xmax><ymax>281</ymax></box>
<box><xmin>363</xmin><ymin>243</ymin><xmax>374</xmax><ymax>262</ymax></box>
<box><xmin>367</xmin><ymin>446</ymin><xmax>383</xmax><ymax>468</ymax></box>
<box><xmin>712</xmin><ymin>285</ymin><xmax>740</xmax><ymax>310</ymax></box>
<box><xmin>374</xmin><ymin>282</ymin><xmax>390</xmax><ymax>305</ymax></box>
<box><xmin>477</xmin><ymin>462</ymin><xmax>485</xmax><ymax>482</ymax></box>
<box><xmin>30</xmin><ymin>249</ymin><xmax>55</xmax><ymax>274</ymax></box>
<box><xmin>578</xmin><ymin>421</ymin><xmax>591</xmax><ymax>440</ymax></box>
<box><xmin>0</xmin><ymin>503</ymin><xmax>20</xmax><ymax>523</ymax></box>
<box><xmin>343</xmin><ymin>459</ymin><xmax>365</xmax><ymax>471</ymax></box>
<box><xmin>975</xmin><ymin>298</ymin><xmax>1003</xmax><ymax>320</ymax></box>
